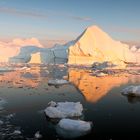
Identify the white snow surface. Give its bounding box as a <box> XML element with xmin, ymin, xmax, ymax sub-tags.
<box><xmin>45</xmin><ymin>101</ymin><xmax>83</xmax><ymax>118</ymax></box>
<box><xmin>122</xmin><ymin>85</ymin><xmax>140</xmax><ymax>96</ymax></box>
<box><xmin>56</xmin><ymin>118</ymin><xmax>92</xmax><ymax>138</ymax></box>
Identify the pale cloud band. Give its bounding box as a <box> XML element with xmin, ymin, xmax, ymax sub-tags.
<box><xmin>0</xmin><ymin>6</ymin><xmax>93</xmax><ymax>22</ymax></box>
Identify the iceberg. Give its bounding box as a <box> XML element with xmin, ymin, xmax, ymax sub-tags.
<box><xmin>56</xmin><ymin>119</ymin><xmax>92</xmax><ymax>138</ymax></box>
<box><xmin>9</xmin><ymin>46</ymin><xmax>41</xmax><ymax>63</ymax></box>
<box><xmin>45</xmin><ymin>101</ymin><xmax>83</xmax><ymax>118</ymax></box>
<box><xmin>4</xmin><ymin>25</ymin><xmax>140</xmax><ymax>66</ymax></box>
<box><xmin>68</xmin><ymin>25</ymin><xmax>138</xmax><ymax>67</ymax></box>
<box><xmin>121</xmin><ymin>85</ymin><xmax>140</xmax><ymax>96</ymax></box>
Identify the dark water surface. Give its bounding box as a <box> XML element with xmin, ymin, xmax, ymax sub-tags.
<box><xmin>0</xmin><ymin>65</ymin><xmax>140</xmax><ymax>140</ymax></box>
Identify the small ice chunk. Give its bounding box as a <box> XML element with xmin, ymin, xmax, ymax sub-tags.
<box><xmin>48</xmin><ymin>79</ymin><xmax>69</xmax><ymax>86</ymax></box>
<box><xmin>19</xmin><ymin>67</ymin><xmax>31</xmax><ymax>71</ymax></box>
<box><xmin>56</xmin><ymin>119</ymin><xmax>92</xmax><ymax>138</ymax></box>
<box><xmin>121</xmin><ymin>85</ymin><xmax>140</xmax><ymax>96</ymax></box>
<box><xmin>48</xmin><ymin>101</ymin><xmax>57</xmax><ymax>107</ymax></box>
<box><xmin>13</xmin><ymin>130</ymin><xmax>21</xmax><ymax>135</ymax></box>
<box><xmin>96</xmin><ymin>72</ymin><xmax>108</xmax><ymax>77</ymax></box>
<box><xmin>6</xmin><ymin>113</ymin><xmax>15</xmax><ymax>119</ymax></box>
<box><xmin>45</xmin><ymin>102</ymin><xmax>83</xmax><ymax>118</ymax></box>
<box><xmin>34</xmin><ymin>131</ymin><xmax>42</xmax><ymax>139</ymax></box>
<box><xmin>0</xmin><ymin>120</ymin><xmax>4</xmax><ymax>125</ymax></box>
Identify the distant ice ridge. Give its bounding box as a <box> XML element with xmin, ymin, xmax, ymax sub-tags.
<box><xmin>45</xmin><ymin>101</ymin><xmax>83</xmax><ymax>118</ymax></box>
<box><xmin>56</xmin><ymin>119</ymin><xmax>92</xmax><ymax>138</ymax></box>
<box><xmin>121</xmin><ymin>85</ymin><xmax>140</xmax><ymax>96</ymax></box>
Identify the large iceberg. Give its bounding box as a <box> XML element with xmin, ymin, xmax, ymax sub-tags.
<box><xmin>44</xmin><ymin>101</ymin><xmax>83</xmax><ymax>118</ymax></box>
<box><xmin>56</xmin><ymin>118</ymin><xmax>92</xmax><ymax>138</ymax></box>
<box><xmin>4</xmin><ymin>25</ymin><xmax>140</xmax><ymax>66</ymax></box>
<box><xmin>68</xmin><ymin>25</ymin><xmax>139</xmax><ymax>67</ymax></box>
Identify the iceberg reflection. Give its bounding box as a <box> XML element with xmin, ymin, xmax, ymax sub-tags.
<box><xmin>68</xmin><ymin>68</ymin><xmax>140</xmax><ymax>103</ymax></box>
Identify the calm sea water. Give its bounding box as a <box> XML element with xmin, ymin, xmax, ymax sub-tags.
<box><xmin>0</xmin><ymin>65</ymin><xmax>140</xmax><ymax>140</ymax></box>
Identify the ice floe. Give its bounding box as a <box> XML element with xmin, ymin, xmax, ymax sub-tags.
<box><xmin>56</xmin><ymin>118</ymin><xmax>92</xmax><ymax>138</ymax></box>
<box><xmin>121</xmin><ymin>85</ymin><xmax>140</xmax><ymax>96</ymax></box>
<box><xmin>48</xmin><ymin>79</ymin><xmax>69</xmax><ymax>86</ymax></box>
<box><xmin>45</xmin><ymin>101</ymin><xmax>83</xmax><ymax>118</ymax></box>
<box><xmin>34</xmin><ymin>131</ymin><xmax>42</xmax><ymax>139</ymax></box>
<box><xmin>13</xmin><ymin>130</ymin><xmax>22</xmax><ymax>135</ymax></box>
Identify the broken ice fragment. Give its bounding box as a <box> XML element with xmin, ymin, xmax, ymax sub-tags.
<box><xmin>45</xmin><ymin>101</ymin><xmax>83</xmax><ymax>118</ymax></box>
<box><xmin>56</xmin><ymin>118</ymin><xmax>92</xmax><ymax>138</ymax></box>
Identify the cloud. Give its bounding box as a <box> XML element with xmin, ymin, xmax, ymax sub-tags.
<box><xmin>0</xmin><ymin>38</ymin><xmax>43</xmax><ymax>61</ymax></box>
<box><xmin>70</xmin><ymin>16</ymin><xmax>93</xmax><ymax>21</ymax></box>
<box><xmin>0</xmin><ymin>6</ymin><xmax>92</xmax><ymax>22</ymax></box>
<box><xmin>0</xmin><ymin>7</ymin><xmax>47</xmax><ymax>18</ymax></box>
<box><xmin>12</xmin><ymin>38</ymin><xmax>43</xmax><ymax>48</ymax></box>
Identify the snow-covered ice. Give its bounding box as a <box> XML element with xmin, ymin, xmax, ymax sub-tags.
<box><xmin>48</xmin><ymin>79</ymin><xmax>69</xmax><ymax>86</ymax></box>
<box><xmin>56</xmin><ymin>118</ymin><xmax>92</xmax><ymax>138</ymax></box>
<box><xmin>45</xmin><ymin>101</ymin><xmax>83</xmax><ymax>118</ymax></box>
<box><xmin>121</xmin><ymin>85</ymin><xmax>140</xmax><ymax>96</ymax></box>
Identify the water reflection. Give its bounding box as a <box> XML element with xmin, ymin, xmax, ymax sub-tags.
<box><xmin>126</xmin><ymin>96</ymin><xmax>140</xmax><ymax>104</ymax></box>
<box><xmin>0</xmin><ymin>66</ymin><xmax>43</xmax><ymax>88</ymax></box>
<box><xmin>68</xmin><ymin>68</ymin><xmax>140</xmax><ymax>103</ymax></box>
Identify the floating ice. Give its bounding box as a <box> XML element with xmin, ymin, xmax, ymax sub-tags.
<box><xmin>95</xmin><ymin>72</ymin><xmax>108</xmax><ymax>77</ymax></box>
<box><xmin>34</xmin><ymin>131</ymin><xmax>42</xmax><ymax>139</ymax></box>
<box><xmin>45</xmin><ymin>101</ymin><xmax>83</xmax><ymax>118</ymax></box>
<box><xmin>56</xmin><ymin>119</ymin><xmax>92</xmax><ymax>138</ymax></box>
<box><xmin>48</xmin><ymin>79</ymin><xmax>69</xmax><ymax>86</ymax></box>
<box><xmin>19</xmin><ymin>66</ymin><xmax>31</xmax><ymax>71</ymax></box>
<box><xmin>48</xmin><ymin>101</ymin><xmax>57</xmax><ymax>107</ymax></box>
<box><xmin>13</xmin><ymin>130</ymin><xmax>22</xmax><ymax>135</ymax></box>
<box><xmin>121</xmin><ymin>85</ymin><xmax>140</xmax><ymax>96</ymax></box>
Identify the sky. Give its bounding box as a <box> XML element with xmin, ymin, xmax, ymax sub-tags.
<box><xmin>0</xmin><ymin>0</ymin><xmax>140</xmax><ymax>44</ymax></box>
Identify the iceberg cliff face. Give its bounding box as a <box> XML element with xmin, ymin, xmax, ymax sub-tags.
<box><xmin>9</xmin><ymin>41</ymin><xmax>72</xmax><ymax>64</ymax></box>
<box><xmin>68</xmin><ymin>26</ymin><xmax>137</xmax><ymax>66</ymax></box>
<box><xmin>9</xmin><ymin>46</ymin><xmax>41</xmax><ymax>63</ymax></box>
